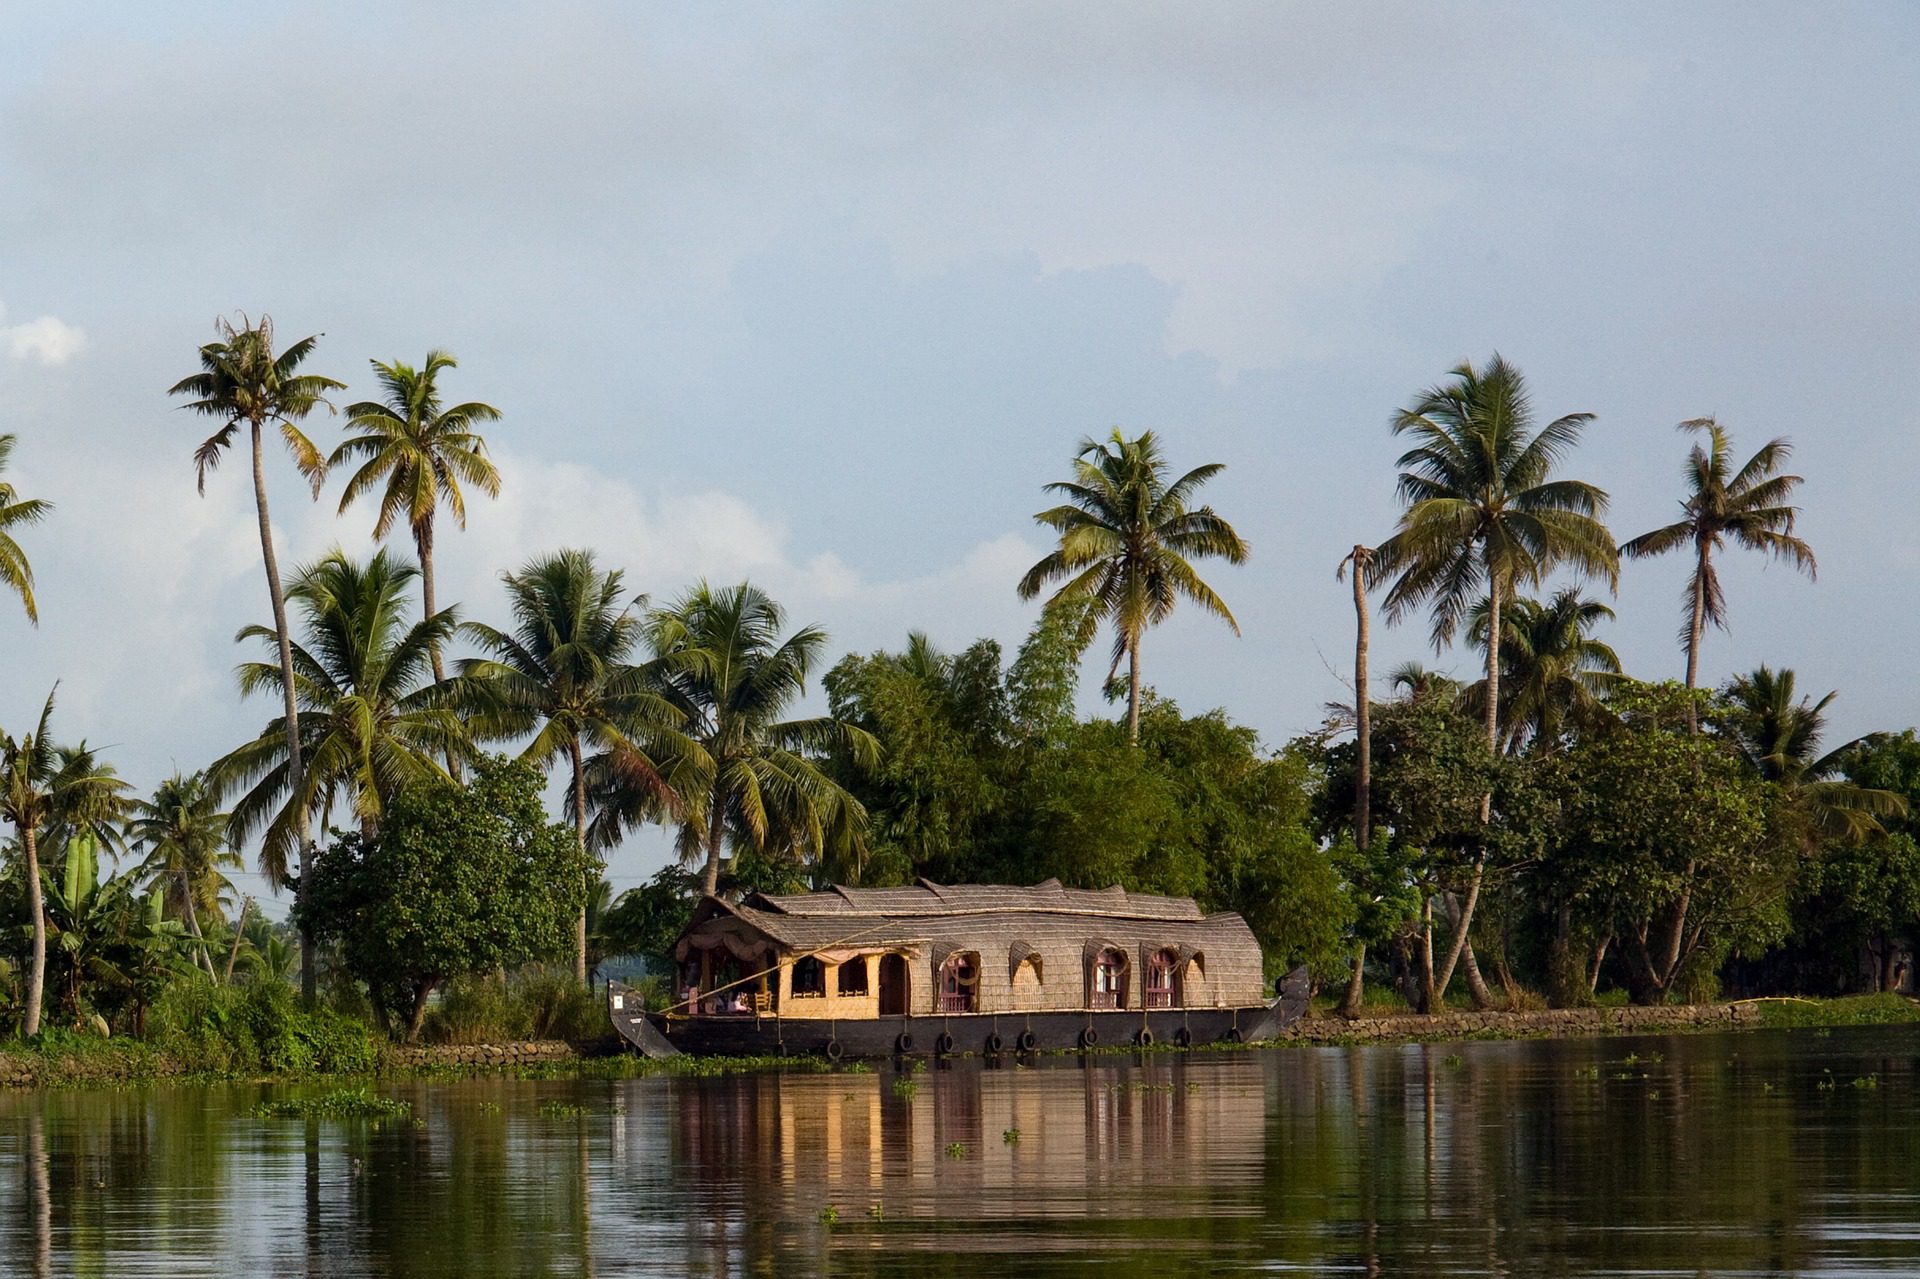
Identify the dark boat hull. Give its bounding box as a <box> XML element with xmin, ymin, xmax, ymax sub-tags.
<box><xmin>608</xmin><ymin>968</ymin><xmax>1309</xmax><ymax>1059</ymax></box>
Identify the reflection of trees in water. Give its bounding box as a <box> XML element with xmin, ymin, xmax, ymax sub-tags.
<box><xmin>4</xmin><ymin>1035</ymin><xmax>1920</xmax><ymax>1275</ymax></box>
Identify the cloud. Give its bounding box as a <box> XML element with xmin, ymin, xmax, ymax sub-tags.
<box><xmin>0</xmin><ymin>303</ymin><xmax>85</xmax><ymax>364</ymax></box>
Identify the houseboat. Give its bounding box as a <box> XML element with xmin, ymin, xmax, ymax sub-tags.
<box><xmin>607</xmin><ymin>878</ymin><xmax>1309</xmax><ymax>1059</ymax></box>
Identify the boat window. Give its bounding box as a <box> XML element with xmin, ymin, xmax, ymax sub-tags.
<box><xmin>1146</xmin><ymin>949</ymin><xmax>1179</xmax><ymax>1008</ymax></box>
<box><xmin>1091</xmin><ymin>948</ymin><xmax>1128</xmax><ymax>1009</ymax></box>
<box><xmin>939</xmin><ymin>952</ymin><xmax>979</xmax><ymax>1013</ymax></box>
<box><xmin>792</xmin><ymin>956</ymin><xmax>826</xmax><ymax>997</ymax></box>
<box><xmin>837</xmin><ymin>957</ymin><xmax>869</xmax><ymax>996</ymax></box>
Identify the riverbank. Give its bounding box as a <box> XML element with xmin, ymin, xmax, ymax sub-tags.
<box><xmin>4</xmin><ymin>994</ymin><xmax>1914</xmax><ymax>1090</ymax></box>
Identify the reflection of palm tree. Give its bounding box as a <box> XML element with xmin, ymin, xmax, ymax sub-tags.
<box><xmin>129</xmin><ymin>772</ymin><xmax>241</xmax><ymax>979</ymax></box>
<box><xmin>1622</xmin><ymin>419</ymin><xmax>1814</xmax><ymax>731</ymax></box>
<box><xmin>1018</xmin><ymin>430</ymin><xmax>1248</xmax><ymax>744</ymax></box>
<box><xmin>1722</xmin><ymin>666</ymin><xmax>1904</xmax><ymax>841</ymax></box>
<box><xmin>1465</xmin><ymin>588</ymin><xmax>1621</xmax><ymax>755</ymax></box>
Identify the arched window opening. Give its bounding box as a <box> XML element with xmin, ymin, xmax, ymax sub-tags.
<box><xmin>1091</xmin><ymin>948</ymin><xmax>1128</xmax><ymax>1009</ymax></box>
<box><xmin>791</xmin><ymin>955</ymin><xmax>826</xmax><ymax>998</ymax></box>
<box><xmin>1146</xmin><ymin>949</ymin><xmax>1180</xmax><ymax>1008</ymax></box>
<box><xmin>837</xmin><ymin>957</ymin><xmax>870</xmax><ymax>996</ymax></box>
<box><xmin>939</xmin><ymin>952</ymin><xmax>979</xmax><ymax>1013</ymax></box>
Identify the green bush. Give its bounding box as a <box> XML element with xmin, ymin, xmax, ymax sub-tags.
<box><xmin>148</xmin><ymin>978</ymin><xmax>378</xmax><ymax>1074</ymax></box>
<box><xmin>421</xmin><ymin>967</ymin><xmax>610</xmax><ymax>1045</ymax></box>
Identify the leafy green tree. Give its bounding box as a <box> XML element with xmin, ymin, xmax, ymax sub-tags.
<box><xmin>170</xmin><ymin>314</ymin><xmax>343</xmax><ymax>1002</ymax></box>
<box><xmin>128</xmin><ymin>772</ymin><xmax>241</xmax><ymax>979</ymax></box>
<box><xmin>599</xmin><ymin>865</ymin><xmax>701</xmax><ymax>975</ymax></box>
<box><xmin>0</xmin><ymin>433</ymin><xmax>51</xmax><ymax>623</ymax></box>
<box><xmin>1018</xmin><ymin>430</ymin><xmax>1249</xmax><ymax>744</ymax></box>
<box><xmin>1</xmin><ymin>691</ymin><xmax>127</xmax><ymax>1035</ymax></box>
<box><xmin>643</xmin><ymin>582</ymin><xmax>876</xmax><ymax>897</ymax></box>
<box><xmin>214</xmin><ymin>548</ymin><xmax>469</xmax><ymax>881</ymax></box>
<box><xmin>330</xmin><ymin>350</ymin><xmax>503</xmax><ymax>685</ymax></box>
<box><xmin>1620</xmin><ymin>418</ymin><xmax>1814</xmax><ymax>730</ymax></box>
<box><xmin>1720</xmin><ymin>666</ymin><xmax>1904</xmax><ymax>843</ymax></box>
<box><xmin>460</xmin><ymin>549</ymin><xmax>688</xmax><ymax>981</ymax></box>
<box><xmin>297</xmin><ymin>756</ymin><xmax>586</xmax><ymax>1040</ymax></box>
<box><xmin>1554</xmin><ymin>682</ymin><xmax>1787</xmax><ymax>1004</ymax></box>
<box><xmin>1464</xmin><ymin>587</ymin><xmax>1621</xmax><ymax>755</ymax></box>
<box><xmin>824</xmin><ymin>633</ymin><xmax>1009</xmax><ymax>885</ymax></box>
<box><xmin>1376</xmin><ymin>354</ymin><xmax>1616</xmax><ymax>1006</ymax></box>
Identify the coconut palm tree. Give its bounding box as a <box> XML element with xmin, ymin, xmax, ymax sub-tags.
<box><xmin>1620</xmin><ymin>419</ymin><xmax>1814</xmax><ymax>732</ymax></box>
<box><xmin>128</xmin><ymin>772</ymin><xmax>242</xmax><ymax>980</ymax></box>
<box><xmin>0</xmin><ymin>434</ymin><xmax>51</xmax><ymax>624</ymax></box>
<box><xmin>1375</xmin><ymin>354</ymin><xmax>1617</xmax><ymax>1006</ymax></box>
<box><xmin>644</xmin><ymin>582</ymin><xmax>879</xmax><ymax>898</ymax></box>
<box><xmin>170</xmin><ymin>314</ymin><xmax>342</xmax><ymax>1002</ymax></box>
<box><xmin>213</xmin><ymin>549</ymin><xmax>469</xmax><ymax>885</ymax></box>
<box><xmin>1017</xmin><ymin>430</ymin><xmax>1249</xmax><ymax>744</ymax></box>
<box><xmin>1334</xmin><ymin>545</ymin><xmax>1380</xmax><ymax>1015</ymax></box>
<box><xmin>330</xmin><ymin>350</ymin><xmax>503</xmax><ymax>685</ymax></box>
<box><xmin>1721</xmin><ymin>666</ymin><xmax>1903</xmax><ymax>842</ymax></box>
<box><xmin>1</xmin><ymin>690</ymin><xmax>128</xmax><ymax>1035</ymax></box>
<box><xmin>1465</xmin><ymin>588</ymin><xmax>1622</xmax><ymax>755</ymax></box>
<box><xmin>459</xmin><ymin>549</ymin><xmax>690</xmax><ymax>982</ymax></box>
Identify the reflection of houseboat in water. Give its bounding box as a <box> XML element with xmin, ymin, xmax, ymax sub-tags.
<box><xmin>609</xmin><ymin>879</ymin><xmax>1308</xmax><ymax>1058</ymax></box>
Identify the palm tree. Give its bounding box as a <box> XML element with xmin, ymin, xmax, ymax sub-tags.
<box><xmin>213</xmin><ymin>549</ymin><xmax>469</xmax><ymax>884</ymax></box>
<box><xmin>128</xmin><ymin>772</ymin><xmax>242</xmax><ymax>980</ymax></box>
<box><xmin>644</xmin><ymin>582</ymin><xmax>878</xmax><ymax>898</ymax></box>
<box><xmin>330</xmin><ymin>350</ymin><xmax>503</xmax><ymax>685</ymax></box>
<box><xmin>1721</xmin><ymin>666</ymin><xmax>1903</xmax><ymax>842</ymax></box>
<box><xmin>1</xmin><ymin>690</ymin><xmax>128</xmax><ymax>1035</ymax></box>
<box><xmin>1017</xmin><ymin>430</ymin><xmax>1249</xmax><ymax>744</ymax></box>
<box><xmin>0</xmin><ymin>434</ymin><xmax>51</xmax><ymax>623</ymax></box>
<box><xmin>170</xmin><ymin>314</ymin><xmax>342</xmax><ymax>1003</ymax></box>
<box><xmin>1620</xmin><ymin>418</ymin><xmax>1814</xmax><ymax>732</ymax></box>
<box><xmin>1334</xmin><ymin>545</ymin><xmax>1378</xmax><ymax>1015</ymax></box>
<box><xmin>460</xmin><ymin>550</ymin><xmax>689</xmax><ymax>982</ymax></box>
<box><xmin>1376</xmin><ymin>354</ymin><xmax>1617</xmax><ymax>1007</ymax></box>
<box><xmin>1465</xmin><ymin>588</ymin><xmax>1622</xmax><ymax>755</ymax></box>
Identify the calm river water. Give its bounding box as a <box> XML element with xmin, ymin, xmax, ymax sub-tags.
<box><xmin>2</xmin><ymin>1024</ymin><xmax>1918</xmax><ymax>1276</ymax></box>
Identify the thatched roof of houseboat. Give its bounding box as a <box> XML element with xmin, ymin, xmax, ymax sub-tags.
<box><xmin>677</xmin><ymin>878</ymin><xmax>1255</xmax><ymax>972</ymax></box>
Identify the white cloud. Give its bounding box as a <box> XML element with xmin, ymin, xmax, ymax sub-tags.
<box><xmin>0</xmin><ymin>302</ymin><xmax>85</xmax><ymax>364</ymax></box>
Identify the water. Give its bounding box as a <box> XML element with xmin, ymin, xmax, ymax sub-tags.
<box><xmin>2</xmin><ymin>1025</ymin><xmax>1918</xmax><ymax>1276</ymax></box>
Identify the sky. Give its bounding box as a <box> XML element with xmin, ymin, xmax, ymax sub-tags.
<box><xmin>3</xmin><ymin>2</ymin><xmax>1918</xmax><ymax>913</ymax></box>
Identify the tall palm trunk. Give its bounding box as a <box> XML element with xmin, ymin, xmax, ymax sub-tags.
<box><xmin>180</xmin><ymin>874</ymin><xmax>216</xmax><ymax>979</ymax></box>
<box><xmin>569</xmin><ymin>736</ymin><xmax>589</xmax><ymax>985</ymax></box>
<box><xmin>1126</xmin><ymin>634</ymin><xmax>1142</xmax><ymax>745</ymax></box>
<box><xmin>22</xmin><ymin>822</ymin><xmax>45</xmax><ymax>1036</ymax></box>
<box><xmin>415</xmin><ymin>516</ymin><xmax>461</xmax><ymax>779</ymax></box>
<box><xmin>1341</xmin><ymin>546</ymin><xmax>1372</xmax><ymax>1017</ymax></box>
<box><xmin>702</xmin><ymin>774</ymin><xmax>729</xmax><ymax>898</ymax></box>
<box><xmin>1432</xmin><ymin>567</ymin><xmax>1498</xmax><ymax>1010</ymax></box>
<box><xmin>1684</xmin><ymin>539</ymin><xmax>1710</xmax><ymax>735</ymax></box>
<box><xmin>223</xmin><ymin>897</ymin><xmax>251</xmax><ymax>985</ymax></box>
<box><xmin>250</xmin><ymin>418</ymin><xmax>314</xmax><ymax>1004</ymax></box>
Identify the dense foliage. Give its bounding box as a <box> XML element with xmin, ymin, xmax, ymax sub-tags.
<box><xmin>297</xmin><ymin>757</ymin><xmax>585</xmax><ymax>1039</ymax></box>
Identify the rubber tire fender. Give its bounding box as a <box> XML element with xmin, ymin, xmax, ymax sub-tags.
<box><xmin>1134</xmin><ymin>1028</ymin><xmax>1154</xmax><ymax>1048</ymax></box>
<box><xmin>985</xmin><ymin>1032</ymin><xmax>1004</xmax><ymax>1054</ymax></box>
<box><xmin>1079</xmin><ymin>1027</ymin><xmax>1100</xmax><ymax>1049</ymax></box>
<box><xmin>1016</xmin><ymin>1030</ymin><xmax>1038</xmax><ymax>1052</ymax></box>
<box><xmin>935</xmin><ymin>1031</ymin><xmax>956</xmax><ymax>1055</ymax></box>
<box><xmin>1173</xmin><ymin>1026</ymin><xmax>1193</xmax><ymax>1049</ymax></box>
<box><xmin>824</xmin><ymin>1039</ymin><xmax>844</xmax><ymax>1061</ymax></box>
<box><xmin>895</xmin><ymin>1032</ymin><xmax>915</xmax><ymax>1054</ymax></box>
